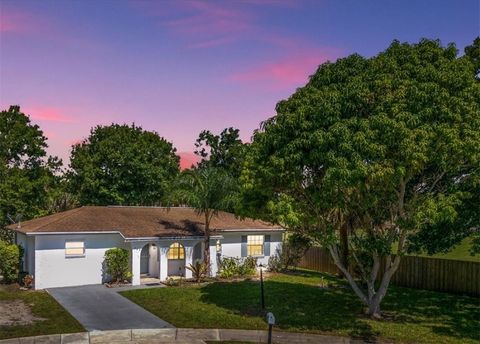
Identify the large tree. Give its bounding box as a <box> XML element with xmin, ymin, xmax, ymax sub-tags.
<box><xmin>68</xmin><ymin>124</ymin><xmax>179</xmax><ymax>205</ymax></box>
<box><xmin>0</xmin><ymin>106</ymin><xmax>61</xmax><ymax>241</ymax></box>
<box><xmin>167</xmin><ymin>166</ymin><xmax>237</xmax><ymax>272</ymax></box>
<box><xmin>194</xmin><ymin>127</ymin><xmax>246</xmax><ymax>178</ymax></box>
<box><xmin>240</xmin><ymin>39</ymin><xmax>480</xmax><ymax>318</ymax></box>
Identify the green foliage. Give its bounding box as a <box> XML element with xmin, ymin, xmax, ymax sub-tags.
<box><xmin>464</xmin><ymin>36</ymin><xmax>480</xmax><ymax>76</ymax></box>
<box><xmin>218</xmin><ymin>256</ymin><xmax>257</xmax><ymax>278</ymax></box>
<box><xmin>0</xmin><ymin>106</ymin><xmax>62</xmax><ymax>242</ymax></box>
<box><xmin>218</xmin><ymin>257</ymin><xmax>239</xmax><ymax>278</ymax></box>
<box><xmin>0</xmin><ymin>241</ymin><xmax>21</xmax><ymax>283</ymax></box>
<box><xmin>186</xmin><ymin>261</ymin><xmax>207</xmax><ymax>282</ymax></box>
<box><xmin>240</xmin><ymin>39</ymin><xmax>480</xmax><ymax>315</ymax></box>
<box><xmin>68</xmin><ymin>124</ymin><xmax>179</xmax><ymax>206</ymax></box>
<box><xmin>194</xmin><ymin>127</ymin><xmax>247</xmax><ymax>178</ymax></box>
<box><xmin>169</xmin><ymin>167</ymin><xmax>238</xmax><ymax>214</ymax></box>
<box><xmin>104</xmin><ymin>248</ymin><xmax>130</xmax><ymax>283</ymax></box>
<box><xmin>166</xmin><ymin>166</ymin><xmax>239</xmax><ymax>269</ymax></box>
<box><xmin>268</xmin><ymin>233</ymin><xmax>311</xmax><ymax>272</ymax></box>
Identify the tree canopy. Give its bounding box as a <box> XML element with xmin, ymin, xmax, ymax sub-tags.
<box><xmin>194</xmin><ymin>127</ymin><xmax>246</xmax><ymax>178</ymax></box>
<box><xmin>0</xmin><ymin>106</ymin><xmax>61</xmax><ymax>240</ymax></box>
<box><xmin>240</xmin><ymin>39</ymin><xmax>480</xmax><ymax>317</ymax></box>
<box><xmin>68</xmin><ymin>124</ymin><xmax>179</xmax><ymax>205</ymax></box>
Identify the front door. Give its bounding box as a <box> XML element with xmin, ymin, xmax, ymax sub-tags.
<box><xmin>140</xmin><ymin>245</ymin><xmax>149</xmax><ymax>274</ymax></box>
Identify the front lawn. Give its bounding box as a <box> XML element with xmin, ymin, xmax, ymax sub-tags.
<box><xmin>0</xmin><ymin>284</ymin><xmax>85</xmax><ymax>340</ymax></box>
<box><xmin>122</xmin><ymin>270</ymin><xmax>479</xmax><ymax>344</ymax></box>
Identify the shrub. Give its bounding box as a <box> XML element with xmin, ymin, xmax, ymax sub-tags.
<box><xmin>0</xmin><ymin>241</ymin><xmax>21</xmax><ymax>283</ymax></box>
<box><xmin>186</xmin><ymin>261</ymin><xmax>207</xmax><ymax>282</ymax></box>
<box><xmin>219</xmin><ymin>256</ymin><xmax>258</xmax><ymax>278</ymax></box>
<box><xmin>219</xmin><ymin>257</ymin><xmax>240</xmax><ymax>278</ymax></box>
<box><xmin>104</xmin><ymin>248</ymin><xmax>130</xmax><ymax>283</ymax></box>
<box><xmin>268</xmin><ymin>234</ymin><xmax>311</xmax><ymax>272</ymax></box>
<box><xmin>267</xmin><ymin>250</ymin><xmax>282</xmax><ymax>272</ymax></box>
<box><xmin>164</xmin><ymin>276</ymin><xmax>184</xmax><ymax>287</ymax></box>
<box><xmin>238</xmin><ymin>256</ymin><xmax>257</xmax><ymax>276</ymax></box>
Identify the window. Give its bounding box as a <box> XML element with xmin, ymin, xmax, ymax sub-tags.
<box><xmin>65</xmin><ymin>241</ymin><xmax>85</xmax><ymax>257</ymax></box>
<box><xmin>168</xmin><ymin>242</ymin><xmax>185</xmax><ymax>260</ymax></box>
<box><xmin>247</xmin><ymin>235</ymin><xmax>264</xmax><ymax>256</ymax></box>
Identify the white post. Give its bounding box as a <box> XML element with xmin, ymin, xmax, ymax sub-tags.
<box><xmin>131</xmin><ymin>243</ymin><xmax>143</xmax><ymax>286</ymax></box>
<box><xmin>185</xmin><ymin>245</ymin><xmax>193</xmax><ymax>279</ymax></box>
<box><xmin>209</xmin><ymin>241</ymin><xmax>218</xmax><ymax>277</ymax></box>
<box><xmin>159</xmin><ymin>245</ymin><xmax>169</xmax><ymax>281</ymax></box>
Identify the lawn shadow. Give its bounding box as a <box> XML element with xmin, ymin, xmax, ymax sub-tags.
<box><xmin>198</xmin><ymin>279</ymin><xmax>379</xmax><ymax>341</ymax></box>
<box><xmin>197</xmin><ymin>272</ymin><xmax>480</xmax><ymax>343</ymax></box>
<box><xmin>382</xmin><ymin>285</ymin><xmax>480</xmax><ymax>342</ymax></box>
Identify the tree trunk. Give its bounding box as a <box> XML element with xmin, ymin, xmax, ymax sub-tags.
<box><xmin>338</xmin><ymin>222</ymin><xmax>349</xmax><ymax>277</ymax></box>
<box><xmin>329</xmin><ymin>245</ymin><xmax>402</xmax><ymax>319</ymax></box>
<box><xmin>204</xmin><ymin>211</ymin><xmax>211</xmax><ymax>276</ymax></box>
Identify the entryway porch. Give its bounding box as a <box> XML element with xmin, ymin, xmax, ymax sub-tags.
<box><xmin>130</xmin><ymin>238</ymin><xmax>207</xmax><ymax>286</ymax></box>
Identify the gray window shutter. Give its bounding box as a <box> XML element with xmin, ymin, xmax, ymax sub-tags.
<box><xmin>264</xmin><ymin>235</ymin><xmax>271</xmax><ymax>256</ymax></box>
<box><xmin>241</xmin><ymin>236</ymin><xmax>247</xmax><ymax>257</ymax></box>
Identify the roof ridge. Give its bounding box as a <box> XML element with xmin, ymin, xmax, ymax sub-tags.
<box><xmin>34</xmin><ymin>207</ymin><xmax>85</xmax><ymax>231</ymax></box>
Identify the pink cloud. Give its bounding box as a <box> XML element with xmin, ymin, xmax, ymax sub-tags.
<box><xmin>130</xmin><ymin>1</ymin><xmax>318</xmax><ymax>51</ymax></box>
<box><xmin>178</xmin><ymin>151</ymin><xmax>201</xmax><ymax>170</ymax></box>
<box><xmin>230</xmin><ymin>49</ymin><xmax>339</xmax><ymax>90</ymax></box>
<box><xmin>0</xmin><ymin>7</ymin><xmax>49</xmax><ymax>35</ymax></box>
<box><xmin>66</xmin><ymin>139</ymin><xmax>83</xmax><ymax>147</ymax></box>
<box><xmin>186</xmin><ymin>36</ymin><xmax>235</xmax><ymax>49</ymax></box>
<box><xmin>25</xmin><ymin>107</ymin><xmax>75</xmax><ymax>123</ymax></box>
<box><xmin>131</xmin><ymin>0</ymin><xmax>283</xmax><ymax>49</ymax></box>
<box><xmin>161</xmin><ymin>1</ymin><xmax>253</xmax><ymax>41</ymax></box>
<box><xmin>42</xmin><ymin>130</ymin><xmax>56</xmax><ymax>140</ymax></box>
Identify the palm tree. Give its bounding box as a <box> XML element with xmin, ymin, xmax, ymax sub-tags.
<box><xmin>167</xmin><ymin>166</ymin><xmax>237</xmax><ymax>273</ymax></box>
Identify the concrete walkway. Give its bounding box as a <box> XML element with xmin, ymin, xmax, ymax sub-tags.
<box><xmin>47</xmin><ymin>284</ymin><xmax>173</xmax><ymax>331</ymax></box>
<box><xmin>0</xmin><ymin>328</ymin><xmax>374</xmax><ymax>344</ymax></box>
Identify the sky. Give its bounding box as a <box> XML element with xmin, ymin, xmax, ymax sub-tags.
<box><xmin>0</xmin><ymin>0</ymin><xmax>478</xmax><ymax>169</ymax></box>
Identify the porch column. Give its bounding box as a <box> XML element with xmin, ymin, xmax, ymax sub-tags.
<box><xmin>209</xmin><ymin>240</ymin><xmax>218</xmax><ymax>277</ymax></box>
<box><xmin>131</xmin><ymin>243</ymin><xmax>143</xmax><ymax>286</ymax></box>
<box><xmin>185</xmin><ymin>246</ymin><xmax>193</xmax><ymax>279</ymax></box>
<box><xmin>159</xmin><ymin>246</ymin><xmax>168</xmax><ymax>281</ymax></box>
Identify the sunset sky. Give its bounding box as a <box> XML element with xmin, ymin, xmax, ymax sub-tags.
<box><xmin>0</xmin><ymin>0</ymin><xmax>478</xmax><ymax>168</ymax></box>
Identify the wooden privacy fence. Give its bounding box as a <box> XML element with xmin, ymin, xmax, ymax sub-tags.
<box><xmin>299</xmin><ymin>247</ymin><xmax>480</xmax><ymax>296</ymax></box>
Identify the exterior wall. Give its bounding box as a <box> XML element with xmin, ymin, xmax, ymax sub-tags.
<box><xmin>29</xmin><ymin>230</ymin><xmax>283</xmax><ymax>289</ymax></box>
<box><xmin>219</xmin><ymin>231</ymin><xmax>284</xmax><ymax>266</ymax></box>
<box><xmin>34</xmin><ymin>233</ymin><xmax>126</xmax><ymax>289</ymax></box>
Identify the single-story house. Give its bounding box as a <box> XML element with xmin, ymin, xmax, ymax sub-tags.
<box><xmin>8</xmin><ymin>206</ymin><xmax>284</xmax><ymax>289</ymax></box>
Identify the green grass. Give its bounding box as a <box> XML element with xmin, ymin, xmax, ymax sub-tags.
<box><xmin>0</xmin><ymin>284</ymin><xmax>85</xmax><ymax>340</ymax></box>
<box><xmin>413</xmin><ymin>238</ymin><xmax>479</xmax><ymax>262</ymax></box>
<box><xmin>122</xmin><ymin>270</ymin><xmax>480</xmax><ymax>344</ymax></box>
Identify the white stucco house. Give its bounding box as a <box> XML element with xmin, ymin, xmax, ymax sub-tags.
<box><xmin>9</xmin><ymin>206</ymin><xmax>284</xmax><ymax>290</ymax></box>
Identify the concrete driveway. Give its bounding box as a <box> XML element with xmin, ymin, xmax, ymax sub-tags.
<box><xmin>47</xmin><ymin>284</ymin><xmax>173</xmax><ymax>331</ymax></box>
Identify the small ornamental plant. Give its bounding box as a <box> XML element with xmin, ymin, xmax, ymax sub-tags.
<box><xmin>186</xmin><ymin>261</ymin><xmax>207</xmax><ymax>283</ymax></box>
<box><xmin>22</xmin><ymin>274</ymin><xmax>34</xmax><ymax>289</ymax></box>
<box><xmin>104</xmin><ymin>248</ymin><xmax>130</xmax><ymax>284</ymax></box>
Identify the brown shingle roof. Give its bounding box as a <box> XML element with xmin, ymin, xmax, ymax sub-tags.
<box><xmin>9</xmin><ymin>206</ymin><xmax>282</xmax><ymax>238</ymax></box>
